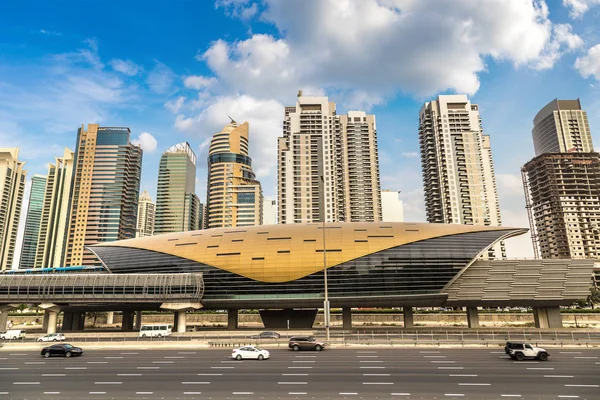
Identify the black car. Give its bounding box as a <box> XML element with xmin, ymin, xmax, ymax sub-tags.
<box><xmin>41</xmin><ymin>343</ymin><xmax>83</xmax><ymax>358</ymax></box>
<box><xmin>250</xmin><ymin>331</ymin><xmax>281</xmax><ymax>339</ymax></box>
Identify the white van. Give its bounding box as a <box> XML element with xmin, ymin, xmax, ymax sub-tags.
<box><xmin>139</xmin><ymin>324</ymin><xmax>172</xmax><ymax>338</ymax></box>
<box><xmin>0</xmin><ymin>329</ymin><xmax>25</xmax><ymax>340</ymax></box>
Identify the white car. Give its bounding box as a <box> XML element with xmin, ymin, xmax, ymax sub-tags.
<box><xmin>231</xmin><ymin>346</ymin><xmax>270</xmax><ymax>361</ymax></box>
<box><xmin>37</xmin><ymin>333</ymin><xmax>66</xmax><ymax>342</ymax></box>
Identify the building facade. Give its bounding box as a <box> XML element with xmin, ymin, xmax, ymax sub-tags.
<box><xmin>206</xmin><ymin>121</ymin><xmax>262</xmax><ymax>228</ymax></box>
<box><xmin>278</xmin><ymin>92</ymin><xmax>382</xmax><ymax>224</ymax></box>
<box><xmin>262</xmin><ymin>197</ymin><xmax>277</xmax><ymax>225</ymax></box>
<box><xmin>65</xmin><ymin>125</ymin><xmax>142</xmax><ymax>267</ymax></box>
<box><xmin>0</xmin><ymin>148</ymin><xmax>27</xmax><ymax>270</ymax></box>
<box><xmin>19</xmin><ymin>174</ymin><xmax>47</xmax><ymax>269</ymax></box>
<box><xmin>35</xmin><ymin>148</ymin><xmax>75</xmax><ymax>268</ymax></box>
<box><xmin>532</xmin><ymin>99</ymin><xmax>593</xmax><ymax>156</ymax></box>
<box><xmin>419</xmin><ymin>94</ymin><xmax>505</xmax><ymax>259</ymax></box>
<box><xmin>381</xmin><ymin>190</ymin><xmax>404</xmax><ymax>222</ymax></box>
<box><xmin>136</xmin><ymin>190</ymin><xmax>155</xmax><ymax>238</ymax></box>
<box><xmin>522</xmin><ymin>153</ymin><xmax>600</xmax><ymax>259</ymax></box>
<box><xmin>154</xmin><ymin>143</ymin><xmax>200</xmax><ymax>234</ymax></box>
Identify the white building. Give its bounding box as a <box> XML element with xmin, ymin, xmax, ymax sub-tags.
<box><xmin>381</xmin><ymin>190</ymin><xmax>404</xmax><ymax>222</ymax></box>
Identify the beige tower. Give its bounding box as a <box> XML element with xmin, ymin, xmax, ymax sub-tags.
<box><xmin>278</xmin><ymin>92</ymin><xmax>382</xmax><ymax>224</ymax></box>
<box><xmin>0</xmin><ymin>148</ymin><xmax>27</xmax><ymax>270</ymax></box>
<box><xmin>206</xmin><ymin>121</ymin><xmax>262</xmax><ymax>228</ymax></box>
<box><xmin>419</xmin><ymin>95</ymin><xmax>505</xmax><ymax>259</ymax></box>
<box><xmin>136</xmin><ymin>190</ymin><xmax>155</xmax><ymax>237</ymax></box>
<box><xmin>532</xmin><ymin>99</ymin><xmax>593</xmax><ymax>156</ymax></box>
<box><xmin>35</xmin><ymin>148</ymin><xmax>75</xmax><ymax>268</ymax></box>
<box><xmin>65</xmin><ymin>124</ymin><xmax>142</xmax><ymax>266</ymax></box>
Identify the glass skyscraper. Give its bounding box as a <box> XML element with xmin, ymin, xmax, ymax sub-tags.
<box><xmin>19</xmin><ymin>174</ymin><xmax>47</xmax><ymax>268</ymax></box>
<box><xmin>154</xmin><ymin>142</ymin><xmax>200</xmax><ymax>234</ymax></box>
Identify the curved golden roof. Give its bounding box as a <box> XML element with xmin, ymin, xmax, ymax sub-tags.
<box><xmin>92</xmin><ymin>222</ymin><xmax>526</xmax><ymax>283</ymax></box>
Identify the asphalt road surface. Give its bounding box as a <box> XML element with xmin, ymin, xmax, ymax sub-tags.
<box><xmin>0</xmin><ymin>347</ymin><xmax>598</xmax><ymax>399</ymax></box>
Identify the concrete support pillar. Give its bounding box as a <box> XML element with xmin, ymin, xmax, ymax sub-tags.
<box><xmin>42</xmin><ymin>311</ymin><xmax>51</xmax><ymax>331</ymax></box>
<box><xmin>46</xmin><ymin>311</ymin><xmax>58</xmax><ymax>334</ymax></box>
<box><xmin>403</xmin><ymin>307</ymin><xmax>414</xmax><ymax>328</ymax></box>
<box><xmin>467</xmin><ymin>307</ymin><xmax>480</xmax><ymax>328</ymax></box>
<box><xmin>135</xmin><ymin>311</ymin><xmax>143</xmax><ymax>329</ymax></box>
<box><xmin>71</xmin><ymin>312</ymin><xmax>85</xmax><ymax>331</ymax></box>
<box><xmin>176</xmin><ymin>311</ymin><xmax>186</xmax><ymax>333</ymax></box>
<box><xmin>121</xmin><ymin>311</ymin><xmax>134</xmax><ymax>331</ymax></box>
<box><xmin>0</xmin><ymin>311</ymin><xmax>8</xmax><ymax>331</ymax></box>
<box><xmin>106</xmin><ymin>311</ymin><xmax>114</xmax><ymax>325</ymax></box>
<box><xmin>342</xmin><ymin>307</ymin><xmax>352</xmax><ymax>330</ymax></box>
<box><xmin>533</xmin><ymin>306</ymin><xmax>563</xmax><ymax>328</ymax></box>
<box><xmin>62</xmin><ymin>312</ymin><xmax>74</xmax><ymax>331</ymax></box>
<box><xmin>228</xmin><ymin>309</ymin><xmax>239</xmax><ymax>330</ymax></box>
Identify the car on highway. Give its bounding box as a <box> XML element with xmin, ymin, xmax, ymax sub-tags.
<box><xmin>0</xmin><ymin>329</ymin><xmax>25</xmax><ymax>340</ymax></box>
<box><xmin>250</xmin><ymin>331</ymin><xmax>281</xmax><ymax>339</ymax></box>
<box><xmin>231</xmin><ymin>345</ymin><xmax>270</xmax><ymax>360</ymax></box>
<box><xmin>288</xmin><ymin>336</ymin><xmax>325</xmax><ymax>351</ymax></box>
<box><xmin>37</xmin><ymin>333</ymin><xmax>66</xmax><ymax>342</ymax></box>
<box><xmin>504</xmin><ymin>341</ymin><xmax>549</xmax><ymax>361</ymax></box>
<box><xmin>41</xmin><ymin>343</ymin><xmax>83</xmax><ymax>358</ymax></box>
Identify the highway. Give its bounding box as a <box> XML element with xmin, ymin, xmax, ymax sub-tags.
<box><xmin>0</xmin><ymin>347</ymin><xmax>598</xmax><ymax>399</ymax></box>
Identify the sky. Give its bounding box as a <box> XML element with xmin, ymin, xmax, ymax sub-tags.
<box><xmin>2</xmin><ymin>0</ymin><xmax>600</xmax><ymax>267</ymax></box>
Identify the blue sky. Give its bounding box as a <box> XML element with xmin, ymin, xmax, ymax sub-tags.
<box><xmin>2</xmin><ymin>0</ymin><xmax>600</xmax><ymax>264</ymax></box>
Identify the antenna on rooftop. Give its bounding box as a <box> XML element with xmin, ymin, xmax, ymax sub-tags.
<box><xmin>226</xmin><ymin>114</ymin><xmax>237</xmax><ymax>124</ymax></box>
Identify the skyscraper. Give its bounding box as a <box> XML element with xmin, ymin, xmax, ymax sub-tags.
<box><xmin>65</xmin><ymin>125</ymin><xmax>142</xmax><ymax>266</ymax></box>
<box><xmin>419</xmin><ymin>94</ymin><xmax>505</xmax><ymax>259</ymax></box>
<box><xmin>35</xmin><ymin>148</ymin><xmax>75</xmax><ymax>268</ymax></box>
<box><xmin>0</xmin><ymin>148</ymin><xmax>27</xmax><ymax>270</ymax></box>
<box><xmin>154</xmin><ymin>142</ymin><xmax>200</xmax><ymax>234</ymax></box>
<box><xmin>523</xmin><ymin>99</ymin><xmax>600</xmax><ymax>259</ymax></box>
<box><xmin>206</xmin><ymin>121</ymin><xmax>262</xmax><ymax>228</ymax></box>
<box><xmin>136</xmin><ymin>190</ymin><xmax>155</xmax><ymax>237</ymax></box>
<box><xmin>532</xmin><ymin>99</ymin><xmax>593</xmax><ymax>156</ymax></box>
<box><xmin>19</xmin><ymin>174</ymin><xmax>47</xmax><ymax>269</ymax></box>
<box><xmin>278</xmin><ymin>92</ymin><xmax>382</xmax><ymax>224</ymax></box>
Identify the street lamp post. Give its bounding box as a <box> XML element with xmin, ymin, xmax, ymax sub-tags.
<box><xmin>320</xmin><ymin>175</ymin><xmax>330</xmax><ymax>341</ymax></box>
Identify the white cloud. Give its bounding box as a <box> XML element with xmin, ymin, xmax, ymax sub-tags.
<box><xmin>165</xmin><ymin>96</ymin><xmax>186</xmax><ymax>113</ymax></box>
<box><xmin>215</xmin><ymin>0</ymin><xmax>259</xmax><ymax>21</ymax></box>
<box><xmin>40</xmin><ymin>29</ymin><xmax>61</xmax><ymax>36</ymax></box>
<box><xmin>183</xmin><ymin>75</ymin><xmax>217</xmax><ymax>90</ymax></box>
<box><xmin>146</xmin><ymin>62</ymin><xmax>176</xmax><ymax>94</ymax></box>
<box><xmin>132</xmin><ymin>132</ymin><xmax>158</xmax><ymax>153</ymax></box>
<box><xmin>110</xmin><ymin>59</ymin><xmax>141</xmax><ymax>76</ymax></box>
<box><xmin>401</xmin><ymin>152</ymin><xmax>419</xmax><ymax>158</ymax></box>
<box><xmin>575</xmin><ymin>44</ymin><xmax>600</xmax><ymax>80</ymax></box>
<box><xmin>563</xmin><ymin>0</ymin><xmax>600</xmax><ymax>18</ymax></box>
<box><xmin>531</xmin><ymin>23</ymin><xmax>584</xmax><ymax>70</ymax></box>
<box><xmin>198</xmin><ymin>0</ymin><xmax>569</xmax><ymax>102</ymax></box>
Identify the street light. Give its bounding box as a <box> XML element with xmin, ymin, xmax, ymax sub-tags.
<box><xmin>320</xmin><ymin>175</ymin><xmax>330</xmax><ymax>342</ymax></box>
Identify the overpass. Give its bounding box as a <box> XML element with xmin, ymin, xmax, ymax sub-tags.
<box><xmin>0</xmin><ymin>273</ymin><xmax>203</xmax><ymax>333</ymax></box>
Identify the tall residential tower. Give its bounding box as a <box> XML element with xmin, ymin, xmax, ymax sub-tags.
<box><xmin>522</xmin><ymin>99</ymin><xmax>600</xmax><ymax>259</ymax></box>
<box><xmin>136</xmin><ymin>190</ymin><xmax>155</xmax><ymax>237</ymax></box>
<box><xmin>206</xmin><ymin>121</ymin><xmax>262</xmax><ymax>228</ymax></box>
<box><xmin>419</xmin><ymin>95</ymin><xmax>505</xmax><ymax>259</ymax></box>
<box><xmin>278</xmin><ymin>92</ymin><xmax>382</xmax><ymax>224</ymax></box>
<box><xmin>154</xmin><ymin>143</ymin><xmax>200</xmax><ymax>234</ymax></box>
<box><xmin>65</xmin><ymin>125</ymin><xmax>142</xmax><ymax>266</ymax></box>
<box><xmin>0</xmin><ymin>148</ymin><xmax>27</xmax><ymax>270</ymax></box>
<box><xmin>19</xmin><ymin>174</ymin><xmax>47</xmax><ymax>269</ymax></box>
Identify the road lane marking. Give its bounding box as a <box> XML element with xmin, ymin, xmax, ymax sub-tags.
<box><xmin>425</xmin><ymin>356</ymin><xmax>447</xmax><ymax>358</ymax></box>
<box><xmin>9</xmin><ymin>354</ymin><xmax>26</xmax><ymax>356</ymax></box>
<box><xmin>565</xmin><ymin>385</ymin><xmax>599</xmax><ymax>388</ymax></box>
<box><xmin>288</xmin><ymin>366</ymin><xmax>312</xmax><ymax>369</ymax></box>
<box><xmin>391</xmin><ymin>394</ymin><xmax>410</xmax><ymax>396</ymax></box>
<box><xmin>153</xmin><ymin>361</ymin><xmax>174</xmax><ymax>363</ymax></box>
<box><xmin>289</xmin><ymin>393</ymin><xmax>306</xmax><ymax>395</ymax></box>
<box><xmin>544</xmin><ymin>375</ymin><xmax>574</xmax><ymax>378</ymax></box>
<box><xmin>88</xmin><ymin>362</ymin><xmax>108</xmax><ymax>364</ymax></box>
<box><xmin>278</xmin><ymin>382</ymin><xmax>308</xmax><ymax>384</ymax></box>
<box><xmin>232</xmin><ymin>393</ymin><xmax>253</xmax><ymax>395</ymax></box>
<box><xmin>137</xmin><ymin>366</ymin><xmax>160</xmax><ymax>369</ymax></box>
<box><xmin>359</xmin><ymin>360</ymin><xmax>383</xmax><ymax>363</ymax></box>
<box><xmin>105</xmin><ymin>356</ymin><xmax>123</xmax><ymax>359</ymax></box>
<box><xmin>357</xmin><ymin>351</ymin><xmax>378</xmax><ymax>353</ymax></box>
<box><xmin>0</xmin><ymin>368</ymin><xmax>18</xmax><ymax>370</ymax></box>
<box><xmin>559</xmin><ymin>352</ymin><xmax>581</xmax><ymax>354</ymax></box>
<box><xmin>184</xmin><ymin>392</ymin><xmax>202</xmax><ymax>395</ymax></box>
<box><xmin>13</xmin><ymin>382</ymin><xmax>40</xmax><ymax>385</ymax></box>
<box><xmin>283</xmin><ymin>374</ymin><xmax>309</xmax><ymax>376</ymax></box>
<box><xmin>360</xmin><ymin>366</ymin><xmax>385</xmax><ymax>369</ymax></box>
<box><xmin>363</xmin><ymin>382</ymin><xmax>393</xmax><ymax>385</ymax></box>
<box><xmin>25</xmin><ymin>362</ymin><xmax>45</xmax><ymax>364</ymax></box>
<box><xmin>432</xmin><ymin>361</ymin><xmax>456</xmax><ymax>363</ymax></box>
<box><xmin>182</xmin><ymin>382</ymin><xmax>211</xmax><ymax>384</ymax></box>
<box><xmin>340</xmin><ymin>393</ymin><xmax>357</xmax><ymax>395</ymax></box>
<box><xmin>198</xmin><ymin>373</ymin><xmax>223</xmax><ymax>376</ymax></box>
<box><xmin>557</xmin><ymin>396</ymin><xmax>579</xmax><ymax>398</ymax></box>
<box><xmin>165</xmin><ymin>356</ymin><xmax>184</xmax><ymax>359</ymax></box>
<box><xmin>490</xmin><ymin>351</ymin><xmax>505</xmax><ymax>354</ymax></box>
<box><xmin>118</xmin><ymin>374</ymin><xmax>142</xmax><ymax>376</ymax></box>
<box><xmin>42</xmin><ymin>374</ymin><xmax>66</xmax><ymax>377</ymax></box>
<box><xmin>120</xmin><ymin>352</ymin><xmax>138</xmax><ymax>355</ymax></box>
<box><xmin>136</xmin><ymin>392</ymin><xmax>153</xmax><ymax>395</ymax></box>
<box><xmin>0</xmin><ymin>393</ymin><xmax>8</xmax><ymax>395</ymax></box>
<box><xmin>221</xmin><ymin>361</ymin><xmax>238</xmax><ymax>363</ymax></box>
<box><xmin>438</xmin><ymin>367</ymin><xmax>464</xmax><ymax>370</ymax></box>
<box><xmin>179</xmin><ymin>352</ymin><xmax>197</xmax><ymax>354</ymax></box>
<box><xmin>363</xmin><ymin>374</ymin><xmax>390</xmax><ymax>376</ymax></box>
<box><xmin>211</xmin><ymin>366</ymin><xmax>234</xmax><ymax>369</ymax></box>
<box><xmin>420</xmin><ymin>351</ymin><xmax>440</xmax><ymax>353</ymax></box>
<box><xmin>95</xmin><ymin>382</ymin><xmax>122</xmax><ymax>385</ymax></box>
<box><xmin>89</xmin><ymin>392</ymin><xmax>106</xmax><ymax>395</ymax></box>
<box><xmin>527</xmin><ymin>367</ymin><xmax>553</xmax><ymax>370</ymax></box>
<box><xmin>449</xmin><ymin>374</ymin><xmax>477</xmax><ymax>377</ymax></box>
<box><xmin>357</xmin><ymin>355</ymin><xmax>378</xmax><ymax>358</ymax></box>
<box><xmin>445</xmin><ymin>395</ymin><xmax>464</xmax><ymax>397</ymax></box>
<box><xmin>514</xmin><ymin>361</ymin><xmax>538</xmax><ymax>364</ymax></box>
<box><xmin>501</xmin><ymin>395</ymin><xmax>522</xmax><ymax>397</ymax></box>
<box><xmin>296</xmin><ymin>355</ymin><xmax>316</xmax><ymax>358</ymax></box>
<box><xmin>44</xmin><ymin>392</ymin><xmax>60</xmax><ymax>395</ymax></box>
<box><xmin>458</xmin><ymin>383</ymin><xmax>491</xmax><ymax>386</ymax></box>
<box><xmin>65</xmin><ymin>367</ymin><xmax>87</xmax><ymax>370</ymax></box>
<box><xmin>574</xmin><ymin>356</ymin><xmax>598</xmax><ymax>359</ymax></box>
